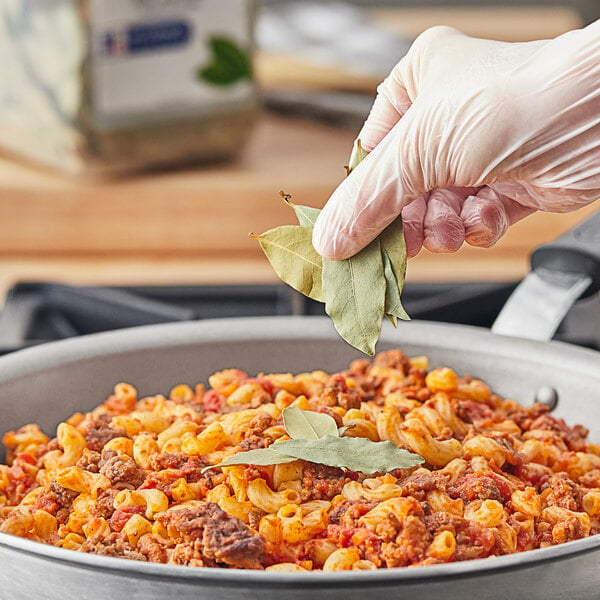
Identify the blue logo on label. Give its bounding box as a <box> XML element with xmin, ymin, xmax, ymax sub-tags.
<box><xmin>128</xmin><ymin>20</ymin><xmax>191</xmax><ymax>52</ymax></box>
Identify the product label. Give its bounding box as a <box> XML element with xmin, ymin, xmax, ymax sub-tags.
<box><xmin>90</xmin><ymin>0</ymin><xmax>254</xmax><ymax>130</ymax></box>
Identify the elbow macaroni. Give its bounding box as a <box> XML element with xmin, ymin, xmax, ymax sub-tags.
<box><xmin>1</xmin><ymin>349</ymin><xmax>599</xmax><ymax>570</ymax></box>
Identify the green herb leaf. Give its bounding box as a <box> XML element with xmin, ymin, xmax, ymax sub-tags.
<box><xmin>206</xmin><ymin>407</ymin><xmax>423</xmax><ymax>474</ymax></box>
<box><xmin>322</xmin><ymin>238</ymin><xmax>386</xmax><ymax>356</ymax></box>
<box><xmin>282</xmin><ymin>406</ymin><xmax>339</xmax><ymax>440</ymax></box>
<box><xmin>274</xmin><ymin>436</ymin><xmax>424</xmax><ymax>475</ymax></box>
<box><xmin>251</xmin><ymin>140</ymin><xmax>410</xmax><ymax>355</ymax></box>
<box><xmin>281</xmin><ymin>192</ymin><xmax>322</xmax><ymax>228</ymax></box>
<box><xmin>346</xmin><ymin>139</ymin><xmax>369</xmax><ymax>175</ymax></box>
<box><xmin>250</xmin><ymin>226</ymin><xmax>325</xmax><ymax>303</ymax></box>
<box><xmin>202</xmin><ymin>447</ymin><xmax>298</xmax><ymax>471</ymax></box>
<box><xmin>197</xmin><ymin>36</ymin><xmax>253</xmax><ymax>86</ymax></box>
<box><xmin>380</xmin><ymin>217</ymin><xmax>410</xmax><ymax>323</ymax></box>
<box><xmin>382</xmin><ymin>245</ymin><xmax>409</xmax><ymax>325</ymax></box>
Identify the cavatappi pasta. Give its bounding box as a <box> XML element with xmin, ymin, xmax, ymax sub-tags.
<box><xmin>1</xmin><ymin>349</ymin><xmax>599</xmax><ymax>570</ymax></box>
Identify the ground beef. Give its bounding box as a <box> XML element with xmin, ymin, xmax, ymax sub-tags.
<box><xmin>328</xmin><ymin>499</ymin><xmax>378</xmax><ymax>527</ymax></box>
<box><xmin>137</xmin><ymin>533</ymin><xmax>168</xmax><ymax>563</ymax></box>
<box><xmin>148</xmin><ymin>453</ymin><xmax>208</xmax><ymax>476</ymax></box>
<box><xmin>513</xmin><ymin>462</ymin><xmax>553</xmax><ymax>491</ymax></box>
<box><xmin>454</xmin><ymin>520</ymin><xmax>496</xmax><ymax>560</ymax></box>
<box><xmin>316</xmin><ymin>374</ymin><xmax>362</xmax><ymax>410</ymax></box>
<box><xmin>170</xmin><ymin>540</ymin><xmax>216</xmax><ymax>567</ymax></box>
<box><xmin>81</xmin><ymin>532</ymin><xmax>147</xmax><ymax>561</ymax></box>
<box><xmin>542</xmin><ymin>473</ymin><xmax>584</xmax><ymax>511</ymax></box>
<box><xmin>34</xmin><ymin>480</ymin><xmax>79</xmax><ymax>523</ymax></box>
<box><xmin>157</xmin><ymin>501</ymin><xmax>266</xmax><ymax>569</ymax></box>
<box><xmin>381</xmin><ymin>516</ymin><xmax>431</xmax><ymax>567</ymax></box>
<box><xmin>448</xmin><ymin>474</ymin><xmax>506</xmax><ymax>503</ymax></box>
<box><xmin>78</xmin><ymin>414</ymin><xmax>127</xmax><ymax>452</ymax></box>
<box><xmin>301</xmin><ymin>463</ymin><xmax>350</xmax><ymax>501</ymax></box>
<box><xmin>424</xmin><ymin>511</ymin><xmax>463</xmax><ymax>535</ymax></box>
<box><xmin>579</xmin><ymin>469</ymin><xmax>600</xmax><ymax>488</ymax></box>
<box><xmin>238</xmin><ymin>414</ymin><xmax>275</xmax><ymax>451</ymax></box>
<box><xmin>372</xmin><ymin>349</ymin><xmax>411</xmax><ymax>374</ymax></box>
<box><xmin>76</xmin><ymin>449</ymin><xmax>102</xmax><ymax>473</ymax></box>
<box><xmin>528</xmin><ymin>415</ymin><xmax>588</xmax><ymax>452</ymax></box>
<box><xmin>99</xmin><ymin>451</ymin><xmax>146</xmax><ymax>489</ymax></box>
<box><xmin>94</xmin><ymin>488</ymin><xmax>119</xmax><ymax>519</ymax></box>
<box><xmin>457</xmin><ymin>400</ymin><xmax>494</xmax><ymax>424</ymax></box>
<box><xmin>399</xmin><ymin>471</ymin><xmax>448</xmax><ymax>500</ymax></box>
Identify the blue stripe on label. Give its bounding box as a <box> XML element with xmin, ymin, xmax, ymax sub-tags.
<box><xmin>127</xmin><ymin>21</ymin><xmax>191</xmax><ymax>53</ymax></box>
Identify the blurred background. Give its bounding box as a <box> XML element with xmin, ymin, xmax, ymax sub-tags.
<box><xmin>0</xmin><ymin>0</ymin><xmax>597</xmax><ymax>351</ymax></box>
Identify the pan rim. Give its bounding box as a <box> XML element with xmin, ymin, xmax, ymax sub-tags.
<box><xmin>0</xmin><ymin>316</ymin><xmax>598</xmax><ymax>585</ymax></box>
<box><xmin>0</xmin><ymin>316</ymin><xmax>597</xmax><ymax>379</ymax></box>
<box><xmin>1</xmin><ymin>528</ymin><xmax>599</xmax><ymax>586</ymax></box>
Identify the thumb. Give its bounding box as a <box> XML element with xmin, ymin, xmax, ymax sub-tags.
<box><xmin>313</xmin><ymin>106</ymin><xmax>425</xmax><ymax>259</ymax></box>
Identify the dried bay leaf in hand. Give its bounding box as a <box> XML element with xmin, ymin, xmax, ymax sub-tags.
<box><xmin>250</xmin><ymin>226</ymin><xmax>325</xmax><ymax>303</ymax></box>
<box><xmin>380</xmin><ymin>216</ymin><xmax>408</xmax><ymax>300</ymax></box>
<box><xmin>322</xmin><ymin>238</ymin><xmax>386</xmax><ymax>356</ymax></box>
<box><xmin>382</xmin><ymin>248</ymin><xmax>409</xmax><ymax>326</ymax></box>
<box><xmin>281</xmin><ymin>192</ymin><xmax>322</xmax><ymax>227</ymax></box>
<box><xmin>345</xmin><ymin>138</ymin><xmax>369</xmax><ymax>175</ymax></box>
<box><xmin>253</xmin><ymin>139</ymin><xmax>409</xmax><ymax>355</ymax></box>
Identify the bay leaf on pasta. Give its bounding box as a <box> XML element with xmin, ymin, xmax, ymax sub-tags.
<box><xmin>203</xmin><ymin>447</ymin><xmax>298</xmax><ymax>471</ymax></box>
<box><xmin>250</xmin><ymin>225</ymin><xmax>325</xmax><ymax>302</ymax></box>
<box><xmin>282</xmin><ymin>406</ymin><xmax>339</xmax><ymax>440</ymax></box>
<box><xmin>273</xmin><ymin>436</ymin><xmax>424</xmax><ymax>475</ymax></box>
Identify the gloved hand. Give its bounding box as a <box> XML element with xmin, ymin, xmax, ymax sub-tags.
<box><xmin>313</xmin><ymin>22</ymin><xmax>600</xmax><ymax>259</ymax></box>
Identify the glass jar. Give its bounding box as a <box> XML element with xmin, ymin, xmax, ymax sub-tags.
<box><xmin>0</xmin><ymin>0</ymin><xmax>260</xmax><ymax>176</ymax></box>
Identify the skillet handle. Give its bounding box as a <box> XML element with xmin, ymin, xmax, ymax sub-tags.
<box><xmin>531</xmin><ymin>210</ymin><xmax>600</xmax><ymax>298</ymax></box>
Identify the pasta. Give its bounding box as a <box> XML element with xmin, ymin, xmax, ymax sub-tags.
<box><xmin>0</xmin><ymin>348</ymin><xmax>599</xmax><ymax>571</ymax></box>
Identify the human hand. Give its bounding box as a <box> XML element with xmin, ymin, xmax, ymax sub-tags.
<box><xmin>313</xmin><ymin>22</ymin><xmax>600</xmax><ymax>259</ymax></box>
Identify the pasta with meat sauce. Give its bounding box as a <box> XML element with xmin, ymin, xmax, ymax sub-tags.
<box><xmin>1</xmin><ymin>349</ymin><xmax>599</xmax><ymax>571</ymax></box>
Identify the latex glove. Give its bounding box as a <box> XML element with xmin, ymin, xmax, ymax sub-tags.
<box><xmin>313</xmin><ymin>22</ymin><xmax>600</xmax><ymax>259</ymax></box>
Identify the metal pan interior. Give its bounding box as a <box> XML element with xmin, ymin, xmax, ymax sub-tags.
<box><xmin>0</xmin><ymin>316</ymin><xmax>599</xmax><ymax>600</ymax></box>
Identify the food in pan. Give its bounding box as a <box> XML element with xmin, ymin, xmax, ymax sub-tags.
<box><xmin>1</xmin><ymin>349</ymin><xmax>599</xmax><ymax>571</ymax></box>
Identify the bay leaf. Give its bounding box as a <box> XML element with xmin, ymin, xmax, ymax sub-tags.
<box><xmin>282</xmin><ymin>406</ymin><xmax>339</xmax><ymax>439</ymax></box>
<box><xmin>379</xmin><ymin>217</ymin><xmax>409</xmax><ymax>322</ymax></box>
<box><xmin>281</xmin><ymin>193</ymin><xmax>322</xmax><ymax>228</ymax></box>
<box><xmin>382</xmin><ymin>247</ymin><xmax>409</xmax><ymax>325</ymax></box>
<box><xmin>346</xmin><ymin>139</ymin><xmax>369</xmax><ymax>175</ymax></box>
<box><xmin>250</xmin><ymin>226</ymin><xmax>325</xmax><ymax>303</ymax></box>
<box><xmin>252</xmin><ymin>138</ymin><xmax>410</xmax><ymax>356</ymax></box>
<box><xmin>203</xmin><ymin>447</ymin><xmax>298</xmax><ymax>471</ymax></box>
<box><xmin>322</xmin><ymin>238</ymin><xmax>386</xmax><ymax>356</ymax></box>
<box><xmin>274</xmin><ymin>436</ymin><xmax>424</xmax><ymax>475</ymax></box>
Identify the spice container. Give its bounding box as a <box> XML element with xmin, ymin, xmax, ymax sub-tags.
<box><xmin>0</xmin><ymin>0</ymin><xmax>259</xmax><ymax>176</ymax></box>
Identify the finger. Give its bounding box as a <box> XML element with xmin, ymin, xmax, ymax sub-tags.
<box><xmin>402</xmin><ymin>195</ymin><xmax>427</xmax><ymax>258</ymax></box>
<box><xmin>313</xmin><ymin>111</ymin><xmax>424</xmax><ymax>260</ymax></box>
<box><xmin>422</xmin><ymin>187</ymin><xmax>477</xmax><ymax>253</ymax></box>
<box><xmin>462</xmin><ymin>186</ymin><xmax>537</xmax><ymax>247</ymax></box>
<box><xmin>357</xmin><ymin>68</ymin><xmax>412</xmax><ymax>152</ymax></box>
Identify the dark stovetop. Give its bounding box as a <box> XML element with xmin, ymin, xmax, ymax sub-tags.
<box><xmin>0</xmin><ymin>281</ymin><xmax>598</xmax><ymax>355</ymax></box>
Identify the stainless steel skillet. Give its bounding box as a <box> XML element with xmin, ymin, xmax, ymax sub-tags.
<box><xmin>0</xmin><ymin>316</ymin><xmax>599</xmax><ymax>600</ymax></box>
